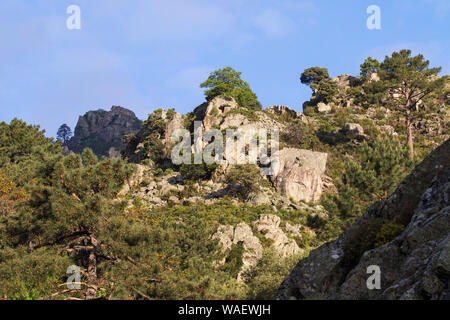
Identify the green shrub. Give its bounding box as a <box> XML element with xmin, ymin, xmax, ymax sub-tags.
<box><xmin>244</xmin><ymin>248</ymin><xmax>303</xmax><ymax>300</ymax></box>
<box><xmin>323</xmin><ymin>135</ymin><xmax>413</xmax><ymax>221</ymax></box>
<box><xmin>374</xmin><ymin>220</ymin><xmax>404</xmax><ymax>247</ymax></box>
<box><xmin>221</xmin><ymin>243</ymin><xmax>244</xmax><ymax>279</ymax></box>
<box><xmin>180</xmin><ymin>162</ymin><xmax>218</xmax><ymax>182</ymax></box>
<box><xmin>225</xmin><ymin>164</ymin><xmax>264</xmax><ymax>200</ymax></box>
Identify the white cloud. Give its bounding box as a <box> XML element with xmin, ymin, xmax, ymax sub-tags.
<box><xmin>281</xmin><ymin>0</ymin><xmax>317</xmax><ymax>12</ymax></box>
<box><xmin>97</xmin><ymin>0</ymin><xmax>236</xmax><ymax>43</ymax></box>
<box><xmin>425</xmin><ymin>0</ymin><xmax>450</xmax><ymax>17</ymax></box>
<box><xmin>252</xmin><ymin>8</ymin><xmax>295</xmax><ymax>38</ymax></box>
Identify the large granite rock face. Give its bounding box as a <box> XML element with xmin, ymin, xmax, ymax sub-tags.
<box><xmin>191</xmin><ymin>97</ymin><xmax>329</xmax><ymax>203</ymax></box>
<box><xmin>67</xmin><ymin>106</ymin><xmax>142</xmax><ymax>158</ymax></box>
<box><xmin>276</xmin><ymin>138</ymin><xmax>450</xmax><ymax>300</ymax></box>
<box><xmin>272</xmin><ymin>148</ymin><xmax>328</xmax><ymax>204</ymax></box>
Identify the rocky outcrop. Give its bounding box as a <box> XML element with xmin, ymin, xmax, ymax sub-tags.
<box><xmin>253</xmin><ymin>215</ymin><xmax>303</xmax><ymax>258</ymax></box>
<box><xmin>213</xmin><ymin>223</ymin><xmax>263</xmax><ymax>279</ymax></box>
<box><xmin>315</xmin><ymin>102</ymin><xmax>332</xmax><ymax>113</ymax></box>
<box><xmin>272</xmin><ymin>148</ymin><xmax>328</xmax><ymax>203</ymax></box>
<box><xmin>379</xmin><ymin>125</ymin><xmax>397</xmax><ymax>136</ymax></box>
<box><xmin>341</xmin><ymin>123</ymin><xmax>365</xmax><ymax>136</ymax></box>
<box><xmin>67</xmin><ymin>106</ymin><xmax>142</xmax><ymax>158</ymax></box>
<box><xmin>266</xmin><ymin>105</ymin><xmax>307</xmax><ymax>123</ymax></box>
<box><xmin>213</xmin><ymin>216</ymin><xmax>307</xmax><ymax>280</ymax></box>
<box><xmin>199</xmin><ymin>96</ymin><xmax>239</xmax><ymax>132</ymax></box>
<box><xmin>193</xmin><ymin>96</ymin><xmax>284</xmax><ymax>133</ymax></box>
<box><xmin>122</xmin><ymin>109</ymin><xmax>183</xmax><ymax>164</ymax></box>
<box><xmin>276</xmin><ymin>138</ymin><xmax>450</xmax><ymax>300</ymax></box>
<box><xmin>331</xmin><ymin>74</ymin><xmax>362</xmax><ymax>91</ymax></box>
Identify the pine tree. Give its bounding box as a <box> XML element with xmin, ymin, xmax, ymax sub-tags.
<box><xmin>360</xmin><ymin>57</ymin><xmax>381</xmax><ymax>79</ymax></box>
<box><xmin>378</xmin><ymin>50</ymin><xmax>446</xmax><ymax>159</ymax></box>
<box><xmin>300</xmin><ymin>67</ymin><xmax>338</xmax><ymax>103</ymax></box>
<box><xmin>324</xmin><ymin>135</ymin><xmax>413</xmax><ymax>221</ymax></box>
<box><xmin>0</xmin><ymin>118</ymin><xmax>61</xmax><ymax>167</ymax></box>
<box><xmin>3</xmin><ymin>148</ymin><xmax>135</xmax><ymax>299</ymax></box>
<box><xmin>56</xmin><ymin>124</ymin><xmax>73</xmax><ymax>145</ymax></box>
<box><xmin>0</xmin><ymin>118</ymin><xmax>62</xmax><ymax>186</ymax></box>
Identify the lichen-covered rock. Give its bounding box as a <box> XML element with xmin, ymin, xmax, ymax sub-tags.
<box><xmin>276</xmin><ymin>138</ymin><xmax>450</xmax><ymax>300</ymax></box>
<box><xmin>272</xmin><ymin>148</ymin><xmax>328</xmax><ymax>203</ymax></box>
<box><xmin>253</xmin><ymin>215</ymin><xmax>303</xmax><ymax>258</ymax></box>
<box><xmin>212</xmin><ymin>223</ymin><xmax>263</xmax><ymax>279</ymax></box>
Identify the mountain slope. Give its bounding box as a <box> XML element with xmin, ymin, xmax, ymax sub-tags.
<box><xmin>276</xmin><ymin>138</ymin><xmax>450</xmax><ymax>300</ymax></box>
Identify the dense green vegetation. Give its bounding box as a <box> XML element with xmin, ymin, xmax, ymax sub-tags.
<box><xmin>321</xmin><ymin>136</ymin><xmax>414</xmax><ymax>222</ymax></box>
<box><xmin>0</xmin><ymin>52</ymin><xmax>448</xmax><ymax>300</ymax></box>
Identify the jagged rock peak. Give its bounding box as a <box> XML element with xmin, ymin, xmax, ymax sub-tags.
<box><xmin>67</xmin><ymin>105</ymin><xmax>142</xmax><ymax>158</ymax></box>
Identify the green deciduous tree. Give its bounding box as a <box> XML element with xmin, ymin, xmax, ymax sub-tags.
<box><xmin>200</xmin><ymin>67</ymin><xmax>262</xmax><ymax>110</ymax></box>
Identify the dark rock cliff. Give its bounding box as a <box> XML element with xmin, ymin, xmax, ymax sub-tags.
<box><xmin>67</xmin><ymin>106</ymin><xmax>142</xmax><ymax>158</ymax></box>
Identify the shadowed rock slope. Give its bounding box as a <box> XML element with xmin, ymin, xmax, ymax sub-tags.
<box><xmin>276</xmin><ymin>138</ymin><xmax>450</xmax><ymax>300</ymax></box>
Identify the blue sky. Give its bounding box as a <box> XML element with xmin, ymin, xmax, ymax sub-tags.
<box><xmin>1</xmin><ymin>0</ymin><xmax>449</xmax><ymax>138</ymax></box>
